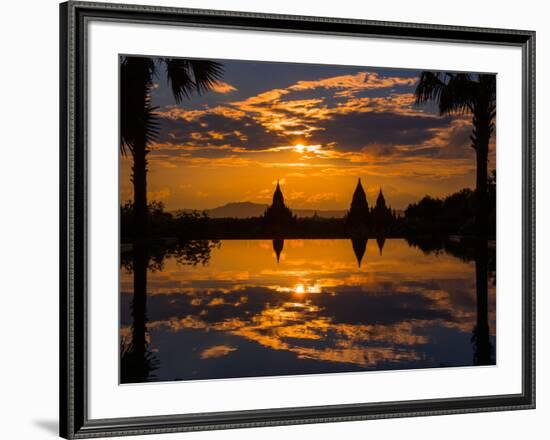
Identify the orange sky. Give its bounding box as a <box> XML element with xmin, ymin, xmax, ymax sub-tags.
<box><xmin>120</xmin><ymin>59</ymin><xmax>496</xmax><ymax>211</ymax></box>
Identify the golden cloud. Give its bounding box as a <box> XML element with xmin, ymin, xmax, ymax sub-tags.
<box><xmin>288</xmin><ymin>72</ymin><xmax>417</xmax><ymax>95</ymax></box>
<box><xmin>210</xmin><ymin>80</ymin><xmax>237</xmax><ymax>94</ymax></box>
<box><xmin>200</xmin><ymin>345</ymin><xmax>238</xmax><ymax>359</ymax></box>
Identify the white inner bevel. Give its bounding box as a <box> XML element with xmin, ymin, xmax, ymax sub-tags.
<box><xmin>87</xmin><ymin>20</ymin><xmax>523</xmax><ymax>419</ymax></box>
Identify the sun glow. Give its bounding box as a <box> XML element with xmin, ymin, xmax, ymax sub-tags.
<box><xmin>293</xmin><ymin>283</ymin><xmax>322</xmax><ymax>295</ymax></box>
<box><xmin>293</xmin><ymin>144</ymin><xmax>322</xmax><ymax>154</ymax></box>
<box><xmin>274</xmin><ymin>282</ymin><xmax>323</xmax><ymax>295</ymax></box>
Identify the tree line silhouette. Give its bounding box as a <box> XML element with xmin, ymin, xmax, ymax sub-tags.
<box><xmin>120</xmin><ymin>173</ymin><xmax>496</xmax><ymax>241</ymax></box>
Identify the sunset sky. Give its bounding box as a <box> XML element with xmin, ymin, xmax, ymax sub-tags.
<box><xmin>120</xmin><ymin>58</ymin><xmax>496</xmax><ymax>211</ymax></box>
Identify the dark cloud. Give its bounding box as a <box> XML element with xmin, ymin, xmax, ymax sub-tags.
<box><xmin>121</xmin><ymin>278</ymin><xmax>465</xmax><ymax>329</ymax></box>
<box><xmin>153</xmin><ymin>106</ymin><xmax>477</xmax><ymax>162</ymax></box>
<box><xmin>155</xmin><ymin>112</ymin><xmax>293</xmax><ymax>152</ymax></box>
<box><xmin>315</xmin><ymin>286</ymin><xmax>456</xmax><ymax>325</ymax></box>
<box><xmin>310</xmin><ymin>111</ymin><xmax>453</xmax><ymax>151</ymax></box>
<box><xmin>156</xmin><ymin>108</ymin><xmax>462</xmax><ymax>153</ymax></box>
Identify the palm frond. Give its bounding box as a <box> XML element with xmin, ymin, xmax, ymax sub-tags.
<box><xmin>190</xmin><ymin>60</ymin><xmax>224</xmax><ymax>94</ymax></box>
<box><xmin>120</xmin><ymin>56</ymin><xmax>156</xmax><ymax>155</ymax></box>
<box><xmin>414</xmin><ymin>72</ymin><xmax>448</xmax><ymax>106</ymax></box>
<box><xmin>438</xmin><ymin>74</ymin><xmax>474</xmax><ymax>114</ymax></box>
<box><xmin>162</xmin><ymin>58</ymin><xmax>224</xmax><ymax>103</ymax></box>
<box><xmin>162</xmin><ymin>58</ymin><xmax>195</xmax><ymax>103</ymax></box>
<box><xmin>415</xmin><ymin>72</ymin><xmax>475</xmax><ymax>115</ymax></box>
<box><xmin>479</xmin><ymin>74</ymin><xmax>497</xmax><ymax>102</ymax></box>
<box><xmin>143</xmin><ymin>103</ymin><xmax>160</xmax><ymax>149</ymax></box>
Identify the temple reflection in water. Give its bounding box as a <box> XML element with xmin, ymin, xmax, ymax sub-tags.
<box><xmin>120</xmin><ymin>238</ymin><xmax>495</xmax><ymax>383</ymax></box>
<box><xmin>272</xmin><ymin>238</ymin><xmax>284</xmax><ymax>263</ymax></box>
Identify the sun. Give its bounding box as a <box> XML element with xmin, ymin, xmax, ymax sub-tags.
<box><xmin>294</xmin><ymin>143</ymin><xmax>306</xmax><ymax>153</ymax></box>
<box><xmin>293</xmin><ymin>143</ymin><xmax>322</xmax><ymax>154</ymax></box>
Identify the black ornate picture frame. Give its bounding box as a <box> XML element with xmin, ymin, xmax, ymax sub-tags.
<box><xmin>60</xmin><ymin>1</ymin><xmax>535</xmax><ymax>438</ymax></box>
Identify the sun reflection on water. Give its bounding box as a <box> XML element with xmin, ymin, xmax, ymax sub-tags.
<box><xmin>120</xmin><ymin>239</ymin><xmax>496</xmax><ymax>381</ymax></box>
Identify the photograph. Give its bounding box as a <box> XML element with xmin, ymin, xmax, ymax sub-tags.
<box><xmin>0</xmin><ymin>0</ymin><xmax>542</xmax><ymax>438</ymax></box>
<box><xmin>119</xmin><ymin>56</ymin><xmax>497</xmax><ymax>383</ymax></box>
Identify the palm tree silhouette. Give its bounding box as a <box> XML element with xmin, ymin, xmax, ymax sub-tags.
<box><xmin>472</xmin><ymin>239</ymin><xmax>493</xmax><ymax>365</ymax></box>
<box><xmin>415</xmin><ymin>73</ymin><xmax>495</xmax><ymax>237</ymax></box>
<box><xmin>120</xmin><ymin>56</ymin><xmax>223</xmax><ymax>238</ymax></box>
<box><xmin>120</xmin><ymin>239</ymin><xmax>159</xmax><ymax>383</ymax></box>
<box><xmin>120</xmin><ymin>56</ymin><xmax>222</xmax><ymax>383</ymax></box>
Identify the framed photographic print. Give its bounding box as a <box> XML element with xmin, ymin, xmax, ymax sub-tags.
<box><xmin>60</xmin><ymin>1</ymin><xmax>536</xmax><ymax>438</ymax></box>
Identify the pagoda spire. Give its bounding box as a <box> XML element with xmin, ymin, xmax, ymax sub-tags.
<box><xmin>263</xmin><ymin>180</ymin><xmax>294</xmax><ymax>235</ymax></box>
<box><xmin>273</xmin><ymin>239</ymin><xmax>284</xmax><ymax>263</ymax></box>
<box><xmin>351</xmin><ymin>237</ymin><xmax>367</xmax><ymax>268</ymax></box>
<box><xmin>376</xmin><ymin>187</ymin><xmax>386</xmax><ymax>209</ymax></box>
<box><xmin>372</xmin><ymin>186</ymin><xmax>392</xmax><ymax>233</ymax></box>
<box><xmin>351</xmin><ymin>178</ymin><xmax>368</xmax><ymax>209</ymax></box>
<box><xmin>272</xmin><ymin>179</ymin><xmax>285</xmax><ymax>208</ymax></box>
<box><xmin>346</xmin><ymin>177</ymin><xmax>370</xmax><ymax>234</ymax></box>
<box><xmin>376</xmin><ymin>235</ymin><xmax>386</xmax><ymax>256</ymax></box>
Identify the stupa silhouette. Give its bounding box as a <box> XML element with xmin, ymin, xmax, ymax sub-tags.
<box><xmin>272</xmin><ymin>238</ymin><xmax>284</xmax><ymax>263</ymax></box>
<box><xmin>351</xmin><ymin>237</ymin><xmax>367</xmax><ymax>268</ymax></box>
<box><xmin>346</xmin><ymin>178</ymin><xmax>370</xmax><ymax>235</ymax></box>
<box><xmin>263</xmin><ymin>180</ymin><xmax>294</xmax><ymax>235</ymax></box>
<box><xmin>376</xmin><ymin>235</ymin><xmax>386</xmax><ymax>256</ymax></box>
<box><xmin>372</xmin><ymin>187</ymin><xmax>393</xmax><ymax>232</ymax></box>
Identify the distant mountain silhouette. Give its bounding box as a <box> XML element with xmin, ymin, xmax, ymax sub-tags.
<box><xmin>179</xmin><ymin>202</ymin><xmax>347</xmax><ymax>219</ymax></box>
<box><xmin>210</xmin><ymin>202</ymin><xmax>267</xmax><ymax>218</ymax></box>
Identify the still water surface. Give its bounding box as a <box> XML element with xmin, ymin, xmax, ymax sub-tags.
<box><xmin>120</xmin><ymin>239</ymin><xmax>495</xmax><ymax>382</ymax></box>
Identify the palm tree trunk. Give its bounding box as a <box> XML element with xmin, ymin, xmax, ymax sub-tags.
<box><xmin>120</xmin><ymin>239</ymin><xmax>153</xmax><ymax>383</ymax></box>
<box><xmin>473</xmin><ymin>238</ymin><xmax>492</xmax><ymax>365</ymax></box>
<box><xmin>126</xmin><ymin>130</ymin><xmax>150</xmax><ymax>382</ymax></box>
<box><xmin>132</xmin><ymin>140</ymin><xmax>148</xmax><ymax>240</ymax></box>
<box><xmin>472</xmin><ymin>110</ymin><xmax>491</xmax><ymax>238</ymax></box>
<box><xmin>475</xmin><ymin>145</ymin><xmax>488</xmax><ymax>237</ymax></box>
<box><xmin>130</xmin><ymin>239</ymin><xmax>150</xmax><ymax>381</ymax></box>
<box><xmin>471</xmin><ymin>110</ymin><xmax>492</xmax><ymax>365</ymax></box>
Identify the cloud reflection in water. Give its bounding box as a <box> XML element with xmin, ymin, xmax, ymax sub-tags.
<box><xmin>120</xmin><ymin>239</ymin><xmax>495</xmax><ymax>382</ymax></box>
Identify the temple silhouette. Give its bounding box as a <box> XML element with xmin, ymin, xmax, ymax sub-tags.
<box><xmin>376</xmin><ymin>235</ymin><xmax>386</xmax><ymax>256</ymax></box>
<box><xmin>372</xmin><ymin>188</ymin><xmax>394</xmax><ymax>234</ymax></box>
<box><xmin>263</xmin><ymin>180</ymin><xmax>295</xmax><ymax>235</ymax></box>
<box><xmin>127</xmin><ymin>178</ymin><xmax>399</xmax><ymax>241</ymax></box>
<box><xmin>351</xmin><ymin>237</ymin><xmax>368</xmax><ymax>267</ymax></box>
<box><xmin>259</xmin><ymin>178</ymin><xmax>394</xmax><ymax>265</ymax></box>
<box><xmin>346</xmin><ymin>178</ymin><xmax>371</xmax><ymax>235</ymax></box>
<box><xmin>272</xmin><ymin>238</ymin><xmax>284</xmax><ymax>263</ymax></box>
<box><xmin>346</xmin><ymin>178</ymin><xmax>395</xmax><ymax>236</ymax></box>
<box><xmin>261</xmin><ymin>177</ymin><xmax>396</xmax><ymax>239</ymax></box>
